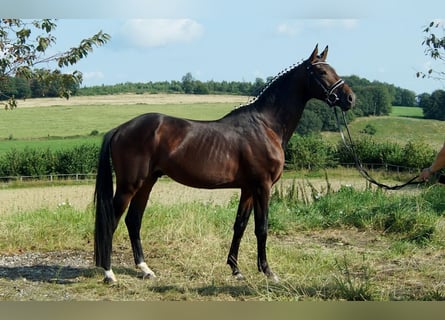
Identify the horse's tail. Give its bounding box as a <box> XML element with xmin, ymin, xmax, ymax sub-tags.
<box><xmin>94</xmin><ymin>128</ymin><xmax>117</xmax><ymax>268</ymax></box>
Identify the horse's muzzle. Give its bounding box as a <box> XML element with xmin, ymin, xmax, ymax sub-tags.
<box><xmin>339</xmin><ymin>87</ymin><xmax>355</xmax><ymax>111</ymax></box>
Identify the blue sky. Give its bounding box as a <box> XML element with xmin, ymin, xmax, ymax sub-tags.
<box><xmin>3</xmin><ymin>0</ymin><xmax>445</xmax><ymax>94</ymax></box>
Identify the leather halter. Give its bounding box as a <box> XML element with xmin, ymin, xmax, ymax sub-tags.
<box><xmin>307</xmin><ymin>61</ymin><xmax>345</xmax><ymax>106</ymax></box>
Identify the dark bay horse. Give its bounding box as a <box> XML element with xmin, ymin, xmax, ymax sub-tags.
<box><xmin>94</xmin><ymin>45</ymin><xmax>355</xmax><ymax>283</ymax></box>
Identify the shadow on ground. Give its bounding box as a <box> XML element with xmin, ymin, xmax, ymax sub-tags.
<box><xmin>0</xmin><ymin>264</ymin><xmax>139</xmax><ymax>284</ymax></box>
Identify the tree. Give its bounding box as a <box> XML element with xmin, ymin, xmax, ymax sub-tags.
<box><xmin>421</xmin><ymin>89</ymin><xmax>445</xmax><ymax>120</ymax></box>
<box><xmin>0</xmin><ymin>19</ymin><xmax>110</xmax><ymax>109</ymax></box>
<box><xmin>296</xmin><ymin>108</ymin><xmax>323</xmax><ymax>135</ymax></box>
<box><xmin>251</xmin><ymin>77</ymin><xmax>265</xmax><ymax>96</ymax></box>
<box><xmin>392</xmin><ymin>87</ymin><xmax>416</xmax><ymax>106</ymax></box>
<box><xmin>354</xmin><ymin>85</ymin><xmax>391</xmax><ymax>116</ymax></box>
<box><xmin>417</xmin><ymin>21</ymin><xmax>445</xmax><ymax>80</ymax></box>
<box><xmin>181</xmin><ymin>72</ymin><xmax>194</xmax><ymax>94</ymax></box>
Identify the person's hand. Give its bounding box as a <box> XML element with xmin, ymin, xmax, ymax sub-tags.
<box><xmin>420</xmin><ymin>167</ymin><xmax>433</xmax><ymax>181</ymax></box>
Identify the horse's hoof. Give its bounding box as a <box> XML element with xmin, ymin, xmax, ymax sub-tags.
<box><xmin>267</xmin><ymin>272</ymin><xmax>280</xmax><ymax>283</ymax></box>
<box><xmin>233</xmin><ymin>272</ymin><xmax>245</xmax><ymax>281</ymax></box>
<box><xmin>103</xmin><ymin>276</ymin><xmax>117</xmax><ymax>284</ymax></box>
<box><xmin>138</xmin><ymin>262</ymin><xmax>156</xmax><ymax>280</ymax></box>
<box><xmin>142</xmin><ymin>271</ymin><xmax>157</xmax><ymax>280</ymax></box>
<box><xmin>103</xmin><ymin>269</ymin><xmax>117</xmax><ymax>284</ymax></box>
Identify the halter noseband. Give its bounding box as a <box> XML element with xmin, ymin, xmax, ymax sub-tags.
<box><xmin>307</xmin><ymin>61</ymin><xmax>345</xmax><ymax>106</ymax></box>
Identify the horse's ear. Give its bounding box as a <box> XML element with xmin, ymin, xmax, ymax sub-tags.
<box><xmin>309</xmin><ymin>44</ymin><xmax>319</xmax><ymax>62</ymax></box>
<box><xmin>319</xmin><ymin>45</ymin><xmax>329</xmax><ymax>61</ymax></box>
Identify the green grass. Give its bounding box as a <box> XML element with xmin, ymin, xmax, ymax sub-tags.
<box><xmin>390</xmin><ymin>106</ymin><xmax>423</xmax><ymax>118</ymax></box>
<box><xmin>323</xmin><ymin>115</ymin><xmax>445</xmax><ymax>149</ymax></box>
<box><xmin>0</xmin><ymin>204</ymin><xmax>94</xmax><ymax>252</ymax></box>
<box><xmin>0</xmin><ymin>103</ymin><xmax>235</xmax><ymax>140</ymax></box>
<box><xmin>271</xmin><ymin>181</ymin><xmax>443</xmax><ymax>242</ymax></box>
<box><xmin>0</xmin><ymin>102</ymin><xmax>236</xmax><ymax>155</ymax></box>
<box><xmin>0</xmin><ymin>135</ymin><xmax>102</xmax><ymax>154</ymax></box>
<box><xmin>323</xmin><ymin>106</ymin><xmax>442</xmax><ymax>149</ymax></box>
<box><xmin>1</xmin><ymin>101</ymin><xmax>443</xmax><ymax>156</ymax></box>
<box><xmin>1</xmin><ymin>182</ymin><xmax>445</xmax><ymax>300</ymax></box>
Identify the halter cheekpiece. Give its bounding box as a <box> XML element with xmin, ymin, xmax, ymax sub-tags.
<box><xmin>307</xmin><ymin>61</ymin><xmax>345</xmax><ymax>106</ymax></box>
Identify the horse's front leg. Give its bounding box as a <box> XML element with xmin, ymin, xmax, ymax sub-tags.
<box><xmin>253</xmin><ymin>186</ymin><xmax>279</xmax><ymax>283</ymax></box>
<box><xmin>227</xmin><ymin>190</ymin><xmax>253</xmax><ymax>280</ymax></box>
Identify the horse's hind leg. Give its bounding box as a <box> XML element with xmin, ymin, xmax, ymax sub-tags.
<box><xmin>125</xmin><ymin>176</ymin><xmax>158</xmax><ymax>279</ymax></box>
<box><xmin>102</xmin><ymin>189</ymin><xmax>133</xmax><ymax>283</ymax></box>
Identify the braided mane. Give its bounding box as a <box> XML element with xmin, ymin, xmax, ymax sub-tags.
<box><xmin>233</xmin><ymin>59</ymin><xmax>305</xmax><ymax>110</ymax></box>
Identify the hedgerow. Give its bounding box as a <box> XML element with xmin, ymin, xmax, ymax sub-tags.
<box><xmin>0</xmin><ymin>144</ymin><xmax>99</xmax><ymax>177</ymax></box>
<box><xmin>0</xmin><ymin>134</ymin><xmax>436</xmax><ymax>177</ymax></box>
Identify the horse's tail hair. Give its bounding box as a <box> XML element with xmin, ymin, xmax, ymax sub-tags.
<box><xmin>94</xmin><ymin>128</ymin><xmax>117</xmax><ymax>269</ymax></box>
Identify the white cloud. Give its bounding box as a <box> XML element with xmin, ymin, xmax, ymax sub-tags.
<box><xmin>276</xmin><ymin>22</ymin><xmax>302</xmax><ymax>37</ymax></box>
<box><xmin>316</xmin><ymin>19</ymin><xmax>359</xmax><ymax>30</ymax></box>
<box><xmin>83</xmin><ymin>71</ymin><xmax>105</xmax><ymax>81</ymax></box>
<box><xmin>121</xmin><ymin>19</ymin><xmax>204</xmax><ymax>48</ymax></box>
<box><xmin>276</xmin><ymin>19</ymin><xmax>359</xmax><ymax>37</ymax></box>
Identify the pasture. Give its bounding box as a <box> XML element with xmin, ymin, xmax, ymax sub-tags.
<box><xmin>390</xmin><ymin>106</ymin><xmax>423</xmax><ymax>118</ymax></box>
<box><xmin>1</xmin><ymin>178</ymin><xmax>445</xmax><ymax>301</ymax></box>
<box><xmin>1</xmin><ymin>98</ymin><xmax>443</xmax><ymax>154</ymax></box>
<box><xmin>322</xmin><ymin>115</ymin><xmax>445</xmax><ymax>150</ymax></box>
<box><xmin>0</xmin><ymin>95</ymin><xmax>445</xmax><ymax>301</ymax></box>
<box><xmin>0</xmin><ymin>94</ymin><xmax>248</xmax><ymax>155</ymax></box>
<box><xmin>0</xmin><ymin>94</ymin><xmax>247</xmax><ymax>139</ymax></box>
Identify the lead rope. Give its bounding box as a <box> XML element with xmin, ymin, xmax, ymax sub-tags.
<box><xmin>334</xmin><ymin>107</ymin><xmax>424</xmax><ymax>190</ymax></box>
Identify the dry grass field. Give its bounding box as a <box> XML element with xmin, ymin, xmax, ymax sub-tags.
<box><xmin>0</xmin><ymin>180</ymin><xmax>239</xmax><ymax>215</ymax></box>
<box><xmin>0</xmin><ymin>173</ymin><xmax>372</xmax><ymax>215</ymax></box>
<box><xmin>16</xmin><ymin>93</ymin><xmax>250</xmax><ymax>108</ymax></box>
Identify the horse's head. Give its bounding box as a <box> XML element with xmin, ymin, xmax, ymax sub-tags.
<box><xmin>305</xmin><ymin>44</ymin><xmax>355</xmax><ymax>111</ymax></box>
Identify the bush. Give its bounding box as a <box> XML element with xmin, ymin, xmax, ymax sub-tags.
<box><xmin>284</xmin><ymin>134</ymin><xmax>436</xmax><ymax>172</ymax></box>
<box><xmin>285</xmin><ymin>134</ymin><xmax>337</xmax><ymax>170</ymax></box>
<box><xmin>0</xmin><ymin>143</ymin><xmax>99</xmax><ymax>177</ymax></box>
<box><xmin>360</xmin><ymin>124</ymin><xmax>377</xmax><ymax>135</ymax></box>
<box><xmin>402</xmin><ymin>140</ymin><xmax>436</xmax><ymax>169</ymax></box>
<box><xmin>335</xmin><ymin>136</ymin><xmax>435</xmax><ymax>170</ymax></box>
<box><xmin>0</xmin><ymin>148</ymin><xmax>57</xmax><ymax>176</ymax></box>
<box><xmin>55</xmin><ymin>144</ymin><xmax>99</xmax><ymax>174</ymax></box>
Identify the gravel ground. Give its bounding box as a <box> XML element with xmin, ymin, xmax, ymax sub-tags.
<box><xmin>0</xmin><ymin>251</ymin><xmax>93</xmax><ymax>284</ymax></box>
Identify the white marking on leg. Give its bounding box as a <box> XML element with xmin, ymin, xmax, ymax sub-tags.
<box><xmin>268</xmin><ymin>272</ymin><xmax>280</xmax><ymax>283</ymax></box>
<box><xmin>234</xmin><ymin>273</ymin><xmax>245</xmax><ymax>281</ymax></box>
<box><xmin>104</xmin><ymin>269</ymin><xmax>117</xmax><ymax>283</ymax></box>
<box><xmin>138</xmin><ymin>262</ymin><xmax>156</xmax><ymax>279</ymax></box>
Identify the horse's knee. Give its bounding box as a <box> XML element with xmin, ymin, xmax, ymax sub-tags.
<box><xmin>254</xmin><ymin>225</ymin><xmax>268</xmax><ymax>240</ymax></box>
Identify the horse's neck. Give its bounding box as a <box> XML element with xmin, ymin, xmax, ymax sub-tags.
<box><xmin>254</xmin><ymin>75</ymin><xmax>309</xmax><ymax>146</ymax></box>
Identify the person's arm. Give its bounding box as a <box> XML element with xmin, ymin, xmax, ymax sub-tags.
<box><xmin>420</xmin><ymin>142</ymin><xmax>445</xmax><ymax>180</ymax></box>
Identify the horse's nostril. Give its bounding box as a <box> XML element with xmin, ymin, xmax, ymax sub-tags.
<box><xmin>347</xmin><ymin>94</ymin><xmax>355</xmax><ymax>105</ymax></box>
